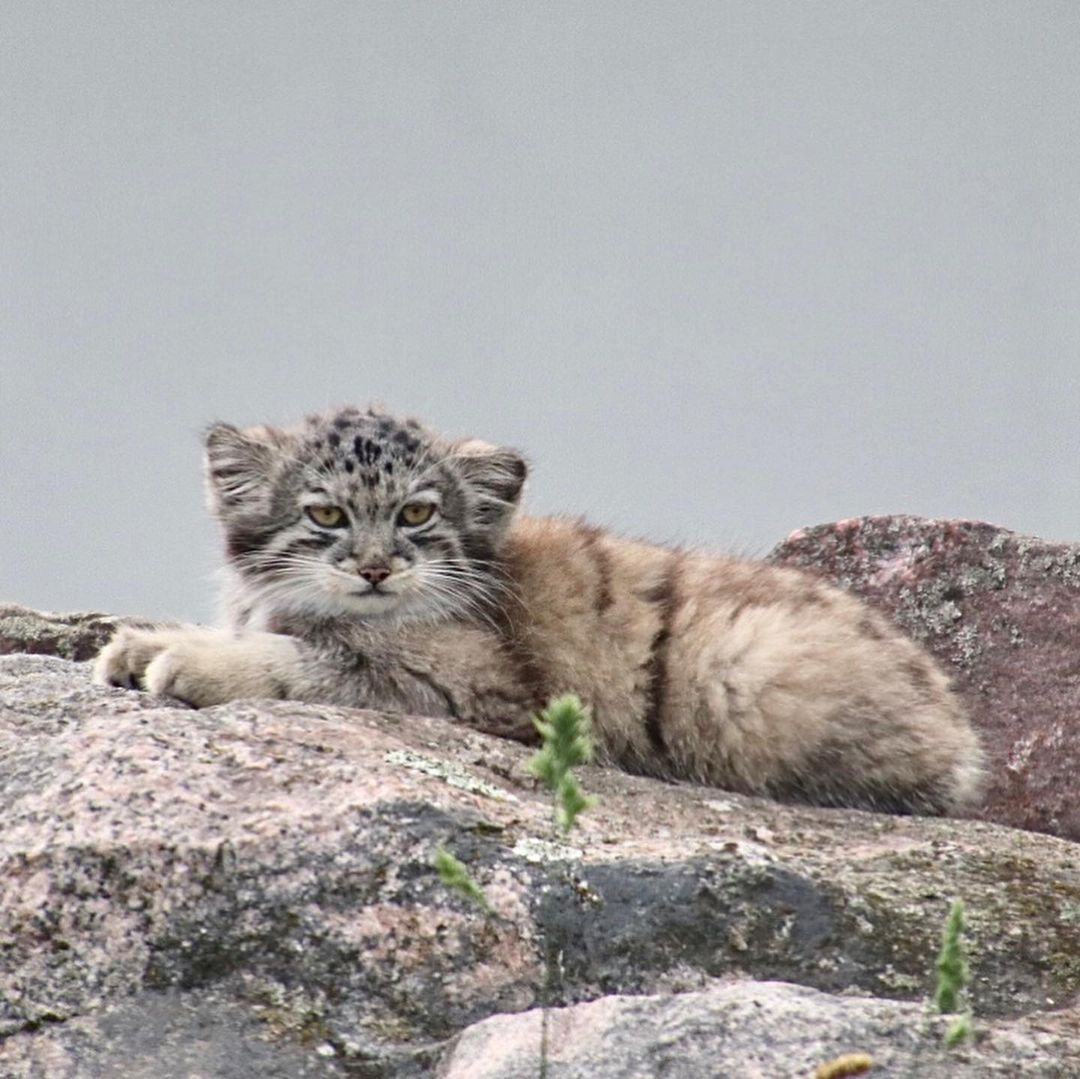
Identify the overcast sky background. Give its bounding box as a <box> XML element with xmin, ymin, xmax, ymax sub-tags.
<box><xmin>2</xmin><ymin>2</ymin><xmax>1078</xmax><ymax>623</ymax></box>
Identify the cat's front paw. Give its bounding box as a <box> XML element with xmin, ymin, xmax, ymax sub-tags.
<box><xmin>94</xmin><ymin>626</ymin><xmax>302</xmax><ymax>708</ymax></box>
<box><xmin>93</xmin><ymin>625</ymin><xmax>187</xmax><ymax>692</ymax></box>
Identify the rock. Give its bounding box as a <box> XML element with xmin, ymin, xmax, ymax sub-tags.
<box><xmin>0</xmin><ymin>603</ymin><xmax>153</xmax><ymax>663</ymax></box>
<box><xmin>1</xmin><ymin>624</ymin><xmax>1079</xmax><ymax>1076</ymax></box>
<box><xmin>768</xmin><ymin>516</ymin><xmax>1080</xmax><ymax>841</ymax></box>
<box><xmin>0</xmin><ymin>990</ymin><xmax>345</xmax><ymax>1078</ymax></box>
<box><xmin>438</xmin><ymin>981</ymin><xmax>1080</xmax><ymax>1078</ymax></box>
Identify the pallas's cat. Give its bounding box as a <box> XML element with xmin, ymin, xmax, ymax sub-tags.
<box><xmin>95</xmin><ymin>406</ymin><xmax>984</xmax><ymax>814</ymax></box>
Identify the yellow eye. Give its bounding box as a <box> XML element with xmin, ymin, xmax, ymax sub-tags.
<box><xmin>398</xmin><ymin>502</ymin><xmax>435</xmax><ymax>527</ymax></box>
<box><xmin>306</xmin><ymin>505</ymin><xmax>346</xmax><ymax>527</ymax></box>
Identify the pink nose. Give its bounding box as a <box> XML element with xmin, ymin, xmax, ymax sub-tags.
<box><xmin>359</xmin><ymin>564</ymin><xmax>392</xmax><ymax>585</ymax></box>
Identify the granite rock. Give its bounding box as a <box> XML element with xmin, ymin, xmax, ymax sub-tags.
<box><xmin>1</xmin><ymin>619</ymin><xmax>1078</xmax><ymax>1076</ymax></box>
<box><xmin>0</xmin><ymin>603</ymin><xmax>153</xmax><ymax>663</ymax></box>
<box><xmin>439</xmin><ymin>981</ymin><xmax>1080</xmax><ymax>1078</ymax></box>
<box><xmin>769</xmin><ymin>516</ymin><xmax>1080</xmax><ymax>840</ymax></box>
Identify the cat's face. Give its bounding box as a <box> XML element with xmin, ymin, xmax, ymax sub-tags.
<box><xmin>204</xmin><ymin>407</ymin><xmax>526</xmax><ymax>623</ymax></box>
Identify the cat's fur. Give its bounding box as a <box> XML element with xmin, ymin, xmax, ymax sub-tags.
<box><xmin>94</xmin><ymin>405</ymin><xmax>985</xmax><ymax>814</ymax></box>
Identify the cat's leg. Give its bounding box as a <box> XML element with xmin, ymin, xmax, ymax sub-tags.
<box><xmin>94</xmin><ymin>621</ymin><xmax>542</xmax><ymax>738</ymax></box>
<box><xmin>93</xmin><ymin>625</ymin><xmax>303</xmax><ymax>707</ymax></box>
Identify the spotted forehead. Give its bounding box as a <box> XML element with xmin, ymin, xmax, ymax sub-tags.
<box><xmin>298</xmin><ymin>410</ymin><xmax>434</xmax><ymax>494</ymax></box>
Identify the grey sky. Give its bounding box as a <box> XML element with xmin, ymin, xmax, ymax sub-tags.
<box><xmin>3</xmin><ymin>2</ymin><xmax>1078</xmax><ymax>623</ymax></box>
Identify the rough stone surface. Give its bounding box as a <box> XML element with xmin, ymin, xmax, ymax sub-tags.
<box><xmin>768</xmin><ymin>516</ymin><xmax>1080</xmax><ymax>841</ymax></box>
<box><xmin>439</xmin><ymin>981</ymin><xmax>1080</xmax><ymax>1078</ymax></box>
<box><xmin>0</xmin><ymin>603</ymin><xmax>153</xmax><ymax>663</ymax></box>
<box><xmin>1</xmin><ymin>597</ymin><xmax>1079</xmax><ymax>1076</ymax></box>
<box><xmin>0</xmin><ymin>990</ymin><xmax>345</xmax><ymax>1078</ymax></box>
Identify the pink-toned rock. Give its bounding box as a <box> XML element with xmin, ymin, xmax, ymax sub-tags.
<box><xmin>438</xmin><ymin>981</ymin><xmax>1080</xmax><ymax>1078</ymax></box>
<box><xmin>2</xmin><ymin>594</ymin><xmax>1080</xmax><ymax>1075</ymax></box>
<box><xmin>0</xmin><ymin>603</ymin><xmax>153</xmax><ymax>663</ymax></box>
<box><xmin>769</xmin><ymin>516</ymin><xmax>1080</xmax><ymax>841</ymax></box>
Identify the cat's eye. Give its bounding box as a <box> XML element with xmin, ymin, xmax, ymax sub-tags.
<box><xmin>306</xmin><ymin>505</ymin><xmax>346</xmax><ymax>528</ymax></box>
<box><xmin>398</xmin><ymin>502</ymin><xmax>436</xmax><ymax>527</ymax></box>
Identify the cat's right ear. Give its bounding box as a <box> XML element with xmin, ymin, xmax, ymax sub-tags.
<box><xmin>203</xmin><ymin>423</ymin><xmax>281</xmax><ymax>513</ymax></box>
<box><xmin>453</xmin><ymin>439</ymin><xmax>528</xmax><ymax>507</ymax></box>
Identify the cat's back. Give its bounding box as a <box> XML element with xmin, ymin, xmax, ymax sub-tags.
<box><xmin>501</xmin><ymin>513</ymin><xmax>902</xmax><ymax>667</ymax></box>
<box><xmin>501</xmin><ymin>516</ymin><xmax>983</xmax><ymax>812</ymax></box>
<box><xmin>499</xmin><ymin>514</ymin><xmax>869</xmax><ymax>717</ymax></box>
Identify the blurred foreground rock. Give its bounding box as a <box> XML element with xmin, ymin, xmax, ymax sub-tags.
<box><xmin>440</xmin><ymin>981</ymin><xmax>1080</xmax><ymax>1078</ymax></box>
<box><xmin>2</xmin><ymin>513</ymin><xmax>1080</xmax><ymax>1076</ymax></box>
<box><xmin>770</xmin><ymin>516</ymin><xmax>1080</xmax><ymax>840</ymax></box>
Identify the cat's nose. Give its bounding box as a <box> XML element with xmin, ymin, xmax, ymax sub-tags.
<box><xmin>358</xmin><ymin>564</ymin><xmax>392</xmax><ymax>585</ymax></box>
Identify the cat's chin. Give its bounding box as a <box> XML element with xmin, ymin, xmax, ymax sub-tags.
<box><xmin>319</xmin><ymin>588</ymin><xmax>453</xmax><ymax>624</ymax></box>
<box><xmin>244</xmin><ymin>585</ymin><xmax>460</xmax><ymax>628</ymax></box>
<box><xmin>333</xmin><ymin>590</ymin><xmax>410</xmax><ymax>618</ymax></box>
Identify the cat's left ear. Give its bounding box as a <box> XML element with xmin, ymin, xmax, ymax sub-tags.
<box><xmin>203</xmin><ymin>423</ymin><xmax>287</xmax><ymax>513</ymax></box>
<box><xmin>453</xmin><ymin>439</ymin><xmax>528</xmax><ymax>524</ymax></box>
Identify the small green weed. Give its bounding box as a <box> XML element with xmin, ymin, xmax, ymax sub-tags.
<box><xmin>433</xmin><ymin>845</ymin><xmax>491</xmax><ymax>914</ymax></box>
<box><xmin>933</xmin><ymin>898</ymin><xmax>973</xmax><ymax>1046</ymax></box>
<box><xmin>528</xmin><ymin>694</ymin><xmax>596</xmax><ymax>833</ymax></box>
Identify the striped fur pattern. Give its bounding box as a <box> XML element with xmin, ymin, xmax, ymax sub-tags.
<box><xmin>94</xmin><ymin>406</ymin><xmax>985</xmax><ymax>815</ymax></box>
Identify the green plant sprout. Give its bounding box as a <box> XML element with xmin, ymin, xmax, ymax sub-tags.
<box><xmin>527</xmin><ymin>694</ymin><xmax>596</xmax><ymax>833</ymax></box>
<box><xmin>432</xmin><ymin>695</ymin><xmax>597</xmax><ymax>920</ymax></box>
<box><xmin>933</xmin><ymin>898</ymin><xmax>973</xmax><ymax>1046</ymax></box>
<box><xmin>527</xmin><ymin>694</ymin><xmax>599</xmax><ymax>1078</ymax></box>
<box><xmin>431</xmin><ymin>697</ymin><xmax>598</xmax><ymax>1076</ymax></box>
<box><xmin>944</xmin><ymin>1013</ymin><xmax>973</xmax><ymax>1047</ymax></box>
<box><xmin>433</xmin><ymin>845</ymin><xmax>491</xmax><ymax>914</ymax></box>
